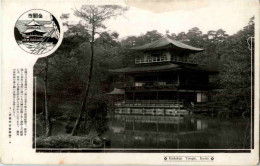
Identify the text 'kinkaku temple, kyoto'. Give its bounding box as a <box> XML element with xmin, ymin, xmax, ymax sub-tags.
<box><xmin>108</xmin><ymin>35</ymin><xmax>218</xmax><ymax>117</ymax></box>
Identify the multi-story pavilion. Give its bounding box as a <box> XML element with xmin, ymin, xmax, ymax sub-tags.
<box><xmin>109</xmin><ymin>35</ymin><xmax>217</xmax><ymax>116</ymax></box>
<box><xmin>22</xmin><ymin>20</ymin><xmax>47</xmax><ymax>42</ymax></box>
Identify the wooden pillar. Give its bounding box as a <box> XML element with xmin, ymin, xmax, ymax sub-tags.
<box><xmin>164</xmin><ymin>121</ymin><xmax>166</xmax><ymax>132</ymax></box>
<box><xmin>124</xmin><ymin>118</ymin><xmax>126</xmax><ymax>129</ymax></box>
<box><xmin>177</xmin><ymin>119</ymin><xmax>180</xmax><ymax>134</ymax></box>
<box><xmin>156</xmin><ymin>120</ymin><xmax>159</xmax><ymax>132</ymax></box>
<box><xmin>123</xmin><ymin>134</ymin><xmax>126</xmax><ymax>148</ymax></box>
<box><xmin>201</xmin><ymin>90</ymin><xmax>202</xmax><ymax>103</ymax></box>
<box><xmin>177</xmin><ymin>74</ymin><xmax>180</xmax><ymax>86</ymax></box>
<box><xmin>124</xmin><ymin>74</ymin><xmax>126</xmax><ymax>87</ymax></box>
<box><xmin>156</xmin><ymin>137</ymin><xmax>158</xmax><ymax>148</ymax></box>
<box><xmin>133</xmin><ymin>119</ymin><xmax>135</xmax><ymax>131</ymax></box>
<box><xmin>124</xmin><ymin>75</ymin><xmax>126</xmax><ymax>103</ymax></box>
<box><xmin>194</xmin><ymin>89</ymin><xmax>196</xmax><ymax>102</ymax></box>
<box><xmin>186</xmin><ymin>89</ymin><xmax>188</xmax><ymax>101</ymax></box>
<box><xmin>186</xmin><ymin>73</ymin><xmax>189</xmax><ymax>85</ymax></box>
<box><xmin>133</xmin><ymin>92</ymin><xmax>135</xmax><ymax>103</ymax></box>
<box><xmin>177</xmin><ymin>89</ymin><xmax>180</xmax><ymax>101</ymax></box>
<box><xmin>156</xmin><ymin>91</ymin><xmax>159</xmax><ymax>101</ymax></box>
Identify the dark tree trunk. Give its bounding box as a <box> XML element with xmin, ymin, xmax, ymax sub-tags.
<box><xmin>44</xmin><ymin>57</ymin><xmax>52</xmax><ymax>137</ymax></box>
<box><xmin>71</xmin><ymin>24</ymin><xmax>95</xmax><ymax>136</ymax></box>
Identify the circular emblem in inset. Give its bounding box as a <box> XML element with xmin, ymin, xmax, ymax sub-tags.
<box><xmin>14</xmin><ymin>9</ymin><xmax>63</xmax><ymax>56</ymax></box>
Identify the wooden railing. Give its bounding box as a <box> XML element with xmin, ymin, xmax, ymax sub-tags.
<box><xmin>115</xmin><ymin>100</ymin><xmax>184</xmax><ymax>108</ymax></box>
<box><xmin>114</xmin><ymin>100</ymin><xmax>188</xmax><ymax>116</ymax></box>
<box><xmin>135</xmin><ymin>56</ymin><xmax>170</xmax><ymax>64</ymax></box>
<box><xmin>116</xmin><ymin>80</ymin><xmax>179</xmax><ymax>88</ymax></box>
<box><xmin>173</xmin><ymin>59</ymin><xmax>197</xmax><ymax>64</ymax></box>
<box><xmin>135</xmin><ymin>56</ymin><xmax>198</xmax><ymax>64</ymax></box>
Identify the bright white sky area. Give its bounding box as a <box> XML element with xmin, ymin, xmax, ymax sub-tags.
<box><xmin>58</xmin><ymin>0</ymin><xmax>257</xmax><ymax>38</ymax></box>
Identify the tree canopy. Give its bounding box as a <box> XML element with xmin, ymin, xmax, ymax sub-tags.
<box><xmin>34</xmin><ymin>14</ymin><xmax>254</xmax><ymax>136</ymax></box>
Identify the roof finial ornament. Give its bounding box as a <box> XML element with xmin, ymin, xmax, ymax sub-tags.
<box><xmin>164</xmin><ymin>30</ymin><xmax>170</xmax><ymax>38</ymax></box>
<box><xmin>163</xmin><ymin>34</ymin><xmax>168</xmax><ymax>38</ymax></box>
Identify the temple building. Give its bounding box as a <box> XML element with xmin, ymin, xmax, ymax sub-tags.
<box><xmin>22</xmin><ymin>20</ymin><xmax>47</xmax><ymax>42</ymax></box>
<box><xmin>108</xmin><ymin>35</ymin><xmax>217</xmax><ymax>116</ymax></box>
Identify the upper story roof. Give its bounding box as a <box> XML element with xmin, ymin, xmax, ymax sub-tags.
<box><xmin>22</xmin><ymin>29</ymin><xmax>46</xmax><ymax>34</ymax></box>
<box><xmin>26</xmin><ymin>19</ymin><xmax>41</xmax><ymax>26</ymax></box>
<box><xmin>131</xmin><ymin>35</ymin><xmax>204</xmax><ymax>53</ymax></box>
<box><xmin>108</xmin><ymin>63</ymin><xmax>218</xmax><ymax>74</ymax></box>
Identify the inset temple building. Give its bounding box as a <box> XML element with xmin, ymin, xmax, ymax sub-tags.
<box><xmin>14</xmin><ymin>9</ymin><xmax>60</xmax><ymax>55</ymax></box>
<box><xmin>22</xmin><ymin>20</ymin><xmax>47</xmax><ymax>42</ymax></box>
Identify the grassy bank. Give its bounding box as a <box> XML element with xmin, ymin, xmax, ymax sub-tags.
<box><xmin>36</xmin><ymin>135</ymin><xmax>102</xmax><ymax>148</ymax></box>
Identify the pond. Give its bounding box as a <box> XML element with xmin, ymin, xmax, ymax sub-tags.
<box><xmin>108</xmin><ymin>115</ymin><xmax>251</xmax><ymax>149</ymax></box>
<box><xmin>36</xmin><ymin>115</ymin><xmax>251</xmax><ymax>149</ymax></box>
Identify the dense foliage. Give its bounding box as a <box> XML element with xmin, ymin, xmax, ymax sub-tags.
<box><xmin>34</xmin><ymin>16</ymin><xmax>254</xmax><ymax>136</ymax></box>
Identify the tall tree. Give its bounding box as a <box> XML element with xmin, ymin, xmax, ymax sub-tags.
<box><xmin>220</xmin><ymin>17</ymin><xmax>254</xmax><ymax>111</ymax></box>
<box><xmin>70</xmin><ymin>5</ymin><xmax>128</xmax><ymax>135</ymax></box>
<box><xmin>44</xmin><ymin>57</ymin><xmax>51</xmax><ymax>137</ymax></box>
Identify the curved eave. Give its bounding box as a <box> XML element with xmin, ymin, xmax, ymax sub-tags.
<box><xmin>22</xmin><ymin>29</ymin><xmax>47</xmax><ymax>34</ymax></box>
<box><xmin>131</xmin><ymin>44</ymin><xmax>204</xmax><ymax>53</ymax></box>
<box><xmin>107</xmin><ymin>88</ymin><xmax>125</xmax><ymax>95</ymax></box>
<box><xmin>26</xmin><ymin>20</ymin><xmax>41</xmax><ymax>26</ymax></box>
<box><xmin>130</xmin><ymin>36</ymin><xmax>204</xmax><ymax>53</ymax></box>
<box><xmin>108</xmin><ymin>68</ymin><xmax>182</xmax><ymax>74</ymax></box>
<box><xmin>108</xmin><ymin>64</ymin><xmax>181</xmax><ymax>74</ymax></box>
<box><xmin>108</xmin><ymin>64</ymin><xmax>218</xmax><ymax>75</ymax></box>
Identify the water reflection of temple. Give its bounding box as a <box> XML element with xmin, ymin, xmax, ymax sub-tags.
<box><xmin>109</xmin><ymin>114</ymin><xmax>208</xmax><ymax>148</ymax></box>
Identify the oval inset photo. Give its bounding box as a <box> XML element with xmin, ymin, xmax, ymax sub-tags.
<box><xmin>14</xmin><ymin>9</ymin><xmax>62</xmax><ymax>56</ymax></box>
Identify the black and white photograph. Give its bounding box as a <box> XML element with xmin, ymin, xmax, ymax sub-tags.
<box><xmin>31</xmin><ymin>1</ymin><xmax>256</xmax><ymax>153</ymax></box>
<box><xmin>1</xmin><ymin>0</ymin><xmax>259</xmax><ymax>164</ymax></box>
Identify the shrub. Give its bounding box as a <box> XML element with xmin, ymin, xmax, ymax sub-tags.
<box><xmin>36</xmin><ymin>135</ymin><xmax>102</xmax><ymax>148</ymax></box>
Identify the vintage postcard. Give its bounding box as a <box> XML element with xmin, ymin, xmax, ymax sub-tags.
<box><xmin>1</xmin><ymin>0</ymin><xmax>259</xmax><ymax>165</ymax></box>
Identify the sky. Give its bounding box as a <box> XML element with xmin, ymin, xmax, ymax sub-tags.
<box><xmin>59</xmin><ymin>0</ymin><xmax>257</xmax><ymax>38</ymax></box>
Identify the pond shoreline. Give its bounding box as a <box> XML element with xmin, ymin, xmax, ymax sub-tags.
<box><xmin>35</xmin><ymin>113</ymin><xmax>251</xmax><ymax>149</ymax></box>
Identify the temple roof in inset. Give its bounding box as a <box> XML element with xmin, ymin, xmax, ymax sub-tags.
<box><xmin>26</xmin><ymin>19</ymin><xmax>41</xmax><ymax>26</ymax></box>
<box><xmin>22</xmin><ymin>29</ymin><xmax>47</xmax><ymax>34</ymax></box>
<box><xmin>15</xmin><ymin>20</ymin><xmax>58</xmax><ymax>38</ymax></box>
